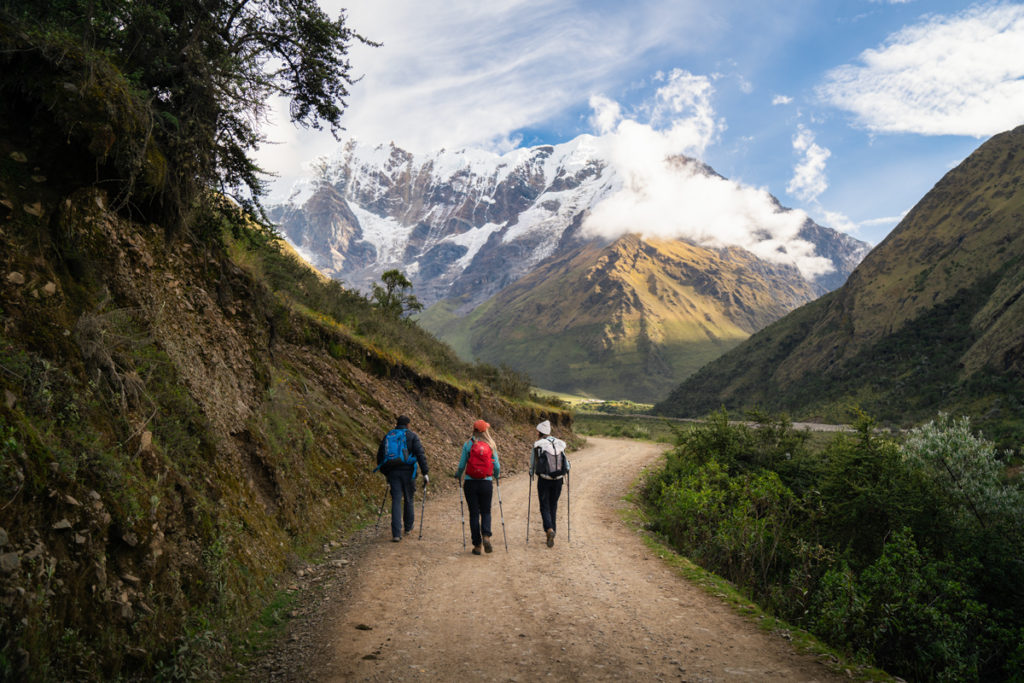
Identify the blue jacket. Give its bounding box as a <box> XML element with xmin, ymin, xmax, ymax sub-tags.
<box><xmin>376</xmin><ymin>428</ymin><xmax>429</xmax><ymax>477</ymax></box>
<box><xmin>455</xmin><ymin>438</ymin><xmax>500</xmax><ymax>481</ymax></box>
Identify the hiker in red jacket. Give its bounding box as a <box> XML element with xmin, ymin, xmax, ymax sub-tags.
<box><xmin>455</xmin><ymin>419</ymin><xmax>501</xmax><ymax>555</ymax></box>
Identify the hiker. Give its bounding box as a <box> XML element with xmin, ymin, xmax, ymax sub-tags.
<box><xmin>376</xmin><ymin>415</ymin><xmax>429</xmax><ymax>542</ymax></box>
<box><xmin>530</xmin><ymin>420</ymin><xmax>569</xmax><ymax>547</ymax></box>
<box><xmin>455</xmin><ymin>419</ymin><xmax>500</xmax><ymax>555</ymax></box>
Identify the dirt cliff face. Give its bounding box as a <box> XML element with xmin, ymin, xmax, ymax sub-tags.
<box><xmin>0</xmin><ymin>150</ymin><xmax>566</xmax><ymax>679</ymax></box>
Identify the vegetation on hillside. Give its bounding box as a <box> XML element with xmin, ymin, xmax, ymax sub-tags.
<box><xmin>0</xmin><ymin>4</ymin><xmax>565</xmax><ymax>679</ymax></box>
<box><xmin>642</xmin><ymin>411</ymin><xmax>1024</xmax><ymax>681</ymax></box>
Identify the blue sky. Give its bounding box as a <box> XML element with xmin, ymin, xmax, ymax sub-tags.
<box><xmin>257</xmin><ymin>1</ymin><xmax>1024</xmax><ymax>246</ymax></box>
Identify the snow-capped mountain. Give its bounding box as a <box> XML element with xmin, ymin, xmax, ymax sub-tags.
<box><xmin>269</xmin><ymin>136</ymin><xmax>869</xmax><ymax>313</ymax></box>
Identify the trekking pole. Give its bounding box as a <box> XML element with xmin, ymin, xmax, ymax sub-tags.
<box><xmin>459</xmin><ymin>479</ymin><xmax>467</xmax><ymax>549</ymax></box>
<box><xmin>566</xmin><ymin>471</ymin><xmax>571</xmax><ymax>545</ymax></box>
<box><xmin>418</xmin><ymin>479</ymin><xmax>427</xmax><ymax>540</ymax></box>
<box><xmin>374</xmin><ymin>485</ymin><xmax>388</xmax><ymax>533</ymax></box>
<box><xmin>495</xmin><ymin>476</ymin><xmax>508</xmax><ymax>552</ymax></box>
<box><xmin>526</xmin><ymin>476</ymin><xmax>532</xmax><ymax>545</ymax></box>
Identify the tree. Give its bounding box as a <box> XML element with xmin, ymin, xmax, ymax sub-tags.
<box><xmin>0</xmin><ymin>0</ymin><xmax>375</xmax><ymax>230</ymax></box>
<box><xmin>372</xmin><ymin>270</ymin><xmax>423</xmax><ymax>318</ymax></box>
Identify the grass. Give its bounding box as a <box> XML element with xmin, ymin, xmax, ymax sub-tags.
<box><xmin>575</xmin><ymin>412</ymin><xmax>688</xmax><ymax>444</ymax></box>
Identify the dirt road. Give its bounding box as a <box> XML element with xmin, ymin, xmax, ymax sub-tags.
<box><xmin>268</xmin><ymin>437</ymin><xmax>842</xmax><ymax>681</ymax></box>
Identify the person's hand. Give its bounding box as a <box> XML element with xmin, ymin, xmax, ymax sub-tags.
<box><xmin>423</xmin><ymin>474</ymin><xmax>430</xmax><ymax>485</ymax></box>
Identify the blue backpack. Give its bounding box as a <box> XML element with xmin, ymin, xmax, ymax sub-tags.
<box><xmin>375</xmin><ymin>428</ymin><xmax>415</xmax><ymax>472</ymax></box>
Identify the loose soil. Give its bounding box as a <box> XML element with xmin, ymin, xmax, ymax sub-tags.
<box><xmin>250</xmin><ymin>436</ymin><xmax>843</xmax><ymax>681</ymax></box>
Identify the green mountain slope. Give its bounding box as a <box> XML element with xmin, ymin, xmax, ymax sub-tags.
<box><xmin>422</xmin><ymin>234</ymin><xmax>825</xmax><ymax>402</ymax></box>
<box><xmin>655</xmin><ymin>125</ymin><xmax>1024</xmax><ymax>444</ymax></box>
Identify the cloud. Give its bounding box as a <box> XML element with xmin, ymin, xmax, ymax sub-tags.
<box><xmin>772</xmin><ymin>94</ymin><xmax>793</xmax><ymax>105</ymax></box>
<box><xmin>581</xmin><ymin>71</ymin><xmax>834</xmax><ymax>280</ymax></box>
<box><xmin>255</xmin><ymin>0</ymin><xmax>727</xmax><ymax>199</ymax></box>
<box><xmin>819</xmin><ymin>4</ymin><xmax>1024</xmax><ymax>136</ymax></box>
<box><xmin>786</xmin><ymin>124</ymin><xmax>831</xmax><ymax>202</ymax></box>
<box><xmin>311</xmin><ymin>0</ymin><xmax>714</xmax><ymax>153</ymax></box>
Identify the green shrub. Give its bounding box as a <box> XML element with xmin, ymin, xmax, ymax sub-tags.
<box><xmin>642</xmin><ymin>410</ymin><xmax>1024</xmax><ymax>681</ymax></box>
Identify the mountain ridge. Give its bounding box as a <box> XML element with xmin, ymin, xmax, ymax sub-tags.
<box><xmin>272</xmin><ymin>136</ymin><xmax>869</xmax><ymax>309</ymax></box>
<box><xmin>421</xmin><ymin>233</ymin><xmax>833</xmax><ymax>401</ymax></box>
<box><xmin>654</xmin><ymin>125</ymin><xmax>1024</xmax><ymax>444</ymax></box>
<box><xmin>275</xmin><ymin>136</ymin><xmax>870</xmax><ymax>400</ymax></box>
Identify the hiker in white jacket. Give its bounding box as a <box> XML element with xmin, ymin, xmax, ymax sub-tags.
<box><xmin>529</xmin><ymin>420</ymin><xmax>569</xmax><ymax>547</ymax></box>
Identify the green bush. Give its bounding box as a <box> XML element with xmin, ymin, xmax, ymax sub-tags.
<box><xmin>642</xmin><ymin>410</ymin><xmax>1024</xmax><ymax>681</ymax></box>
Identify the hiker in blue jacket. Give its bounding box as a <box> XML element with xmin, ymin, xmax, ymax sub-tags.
<box><xmin>455</xmin><ymin>419</ymin><xmax>500</xmax><ymax>555</ymax></box>
<box><xmin>376</xmin><ymin>415</ymin><xmax>429</xmax><ymax>542</ymax></box>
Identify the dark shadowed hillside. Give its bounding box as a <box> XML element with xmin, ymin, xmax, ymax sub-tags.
<box><xmin>655</xmin><ymin>125</ymin><xmax>1024</xmax><ymax>445</ymax></box>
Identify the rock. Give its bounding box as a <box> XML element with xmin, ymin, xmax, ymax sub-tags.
<box><xmin>0</xmin><ymin>552</ymin><xmax>19</xmax><ymax>573</ymax></box>
<box><xmin>65</xmin><ymin>495</ymin><xmax>81</xmax><ymax>506</ymax></box>
<box><xmin>41</xmin><ymin>282</ymin><xmax>57</xmax><ymax>296</ymax></box>
<box><xmin>0</xmin><ymin>528</ymin><xmax>7</xmax><ymax>546</ymax></box>
<box><xmin>9</xmin><ymin>151</ymin><xmax>27</xmax><ymax>163</ymax></box>
<box><xmin>6</xmin><ymin>272</ymin><xmax>25</xmax><ymax>285</ymax></box>
<box><xmin>30</xmin><ymin>175</ymin><xmax>46</xmax><ymax>183</ymax></box>
<box><xmin>139</xmin><ymin>431</ymin><xmax>153</xmax><ymax>454</ymax></box>
<box><xmin>22</xmin><ymin>203</ymin><xmax>43</xmax><ymax>217</ymax></box>
<box><xmin>122</xmin><ymin>573</ymin><xmax>141</xmax><ymax>584</ymax></box>
<box><xmin>52</xmin><ymin>519</ymin><xmax>72</xmax><ymax>531</ymax></box>
<box><xmin>121</xmin><ymin>531</ymin><xmax>138</xmax><ymax>547</ymax></box>
<box><xmin>3</xmin><ymin>390</ymin><xmax>14</xmax><ymax>409</ymax></box>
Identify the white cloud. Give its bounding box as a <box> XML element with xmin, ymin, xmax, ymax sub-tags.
<box><xmin>581</xmin><ymin>72</ymin><xmax>834</xmax><ymax>280</ymax></box>
<box><xmin>819</xmin><ymin>4</ymin><xmax>1024</xmax><ymax>136</ymax></box>
<box><xmin>772</xmin><ymin>94</ymin><xmax>793</xmax><ymax>105</ymax></box>
<box><xmin>787</xmin><ymin>124</ymin><xmax>831</xmax><ymax>202</ymax></box>
<box><xmin>256</xmin><ymin>0</ymin><xmax>723</xmax><ymax>199</ymax></box>
<box><xmin>313</xmin><ymin>0</ymin><xmax>712</xmax><ymax>153</ymax></box>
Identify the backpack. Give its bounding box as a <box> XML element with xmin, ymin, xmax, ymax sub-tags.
<box><xmin>534</xmin><ymin>438</ymin><xmax>567</xmax><ymax>477</ymax></box>
<box><xmin>377</xmin><ymin>428</ymin><xmax>414</xmax><ymax>470</ymax></box>
<box><xmin>465</xmin><ymin>440</ymin><xmax>494</xmax><ymax>479</ymax></box>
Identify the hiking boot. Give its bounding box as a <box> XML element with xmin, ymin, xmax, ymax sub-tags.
<box><xmin>546</xmin><ymin>529</ymin><xmax>555</xmax><ymax>548</ymax></box>
<box><xmin>472</xmin><ymin>545</ymin><xmax>482</xmax><ymax>555</ymax></box>
<box><xmin>392</xmin><ymin>536</ymin><xmax>401</xmax><ymax>543</ymax></box>
<box><xmin>482</xmin><ymin>536</ymin><xmax>493</xmax><ymax>553</ymax></box>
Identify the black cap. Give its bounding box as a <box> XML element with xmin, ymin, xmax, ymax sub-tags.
<box><xmin>396</xmin><ymin>415</ymin><xmax>411</xmax><ymax>426</ymax></box>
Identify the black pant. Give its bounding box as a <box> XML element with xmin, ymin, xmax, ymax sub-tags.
<box><xmin>463</xmin><ymin>479</ymin><xmax>493</xmax><ymax>547</ymax></box>
<box><xmin>537</xmin><ymin>477</ymin><xmax>563</xmax><ymax>533</ymax></box>
<box><xmin>387</xmin><ymin>469</ymin><xmax>416</xmax><ymax>538</ymax></box>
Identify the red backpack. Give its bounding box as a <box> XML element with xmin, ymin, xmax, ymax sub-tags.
<box><xmin>465</xmin><ymin>440</ymin><xmax>494</xmax><ymax>479</ymax></box>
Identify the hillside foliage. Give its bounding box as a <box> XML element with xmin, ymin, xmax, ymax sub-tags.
<box><xmin>654</xmin><ymin>127</ymin><xmax>1024</xmax><ymax>448</ymax></box>
<box><xmin>0</xmin><ymin>4</ymin><xmax>562</xmax><ymax>679</ymax></box>
<box><xmin>642</xmin><ymin>411</ymin><xmax>1024</xmax><ymax>681</ymax></box>
<box><xmin>0</xmin><ymin>0</ymin><xmax>372</xmax><ymax>231</ymax></box>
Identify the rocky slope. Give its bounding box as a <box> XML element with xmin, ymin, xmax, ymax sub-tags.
<box><xmin>655</xmin><ymin>125</ymin><xmax>1024</xmax><ymax>445</ymax></box>
<box><xmin>270</xmin><ymin>138</ymin><xmax>869</xmax><ymax>310</ymax></box>
<box><xmin>0</xmin><ymin>140</ymin><xmax>567</xmax><ymax>679</ymax></box>
<box><xmin>421</xmin><ymin>234</ymin><xmax>829</xmax><ymax>401</ymax></box>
